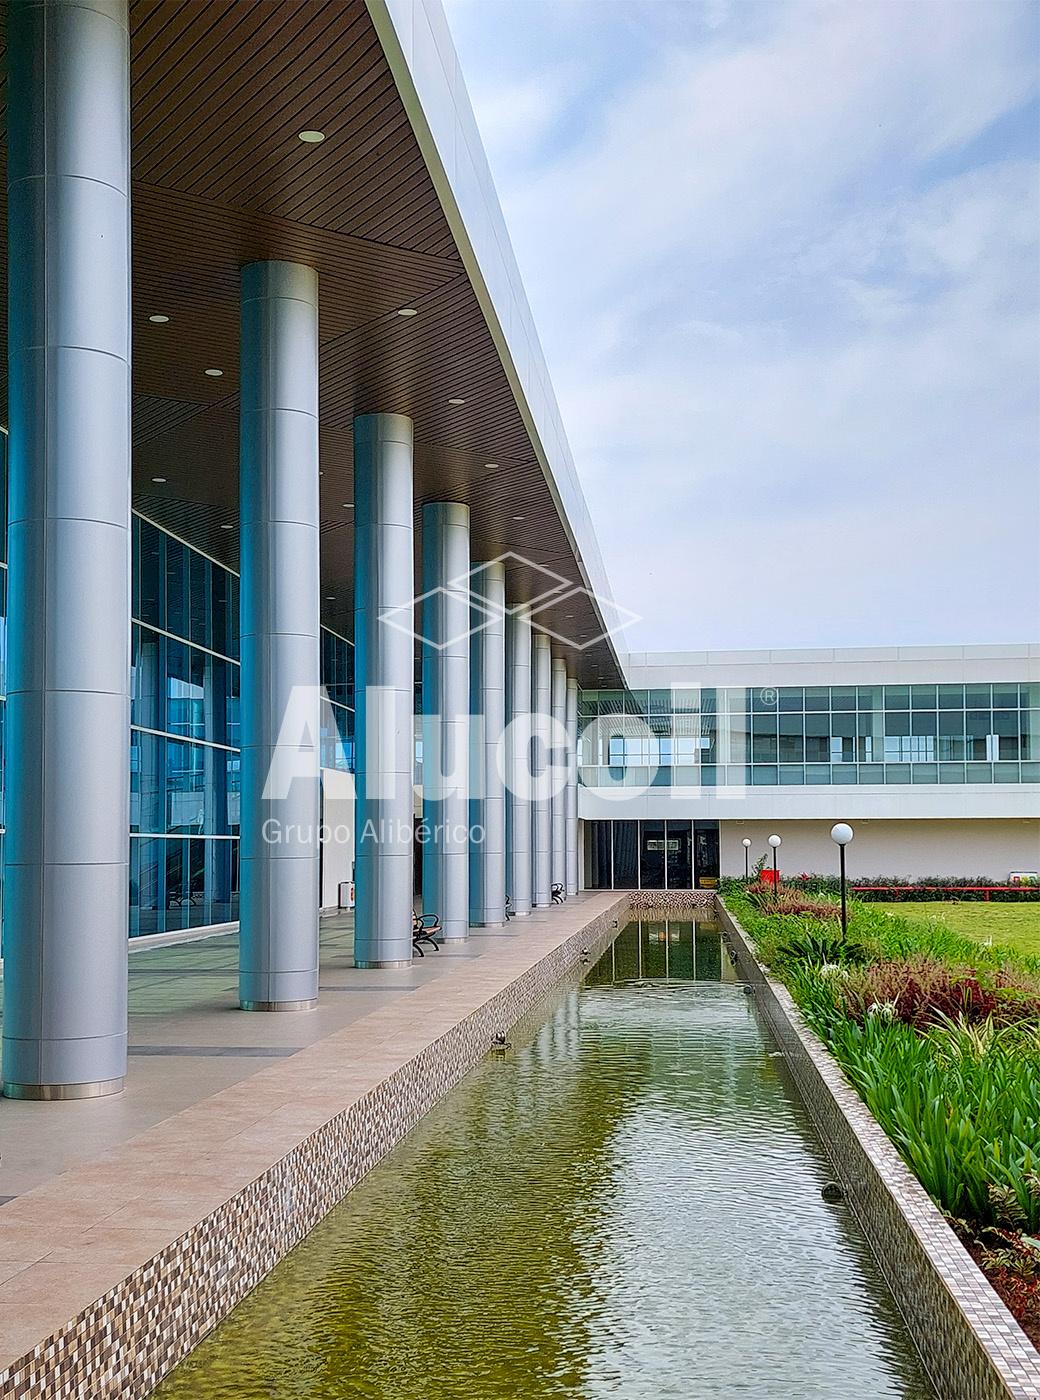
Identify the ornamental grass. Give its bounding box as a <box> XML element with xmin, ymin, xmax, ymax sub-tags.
<box><xmin>725</xmin><ymin>885</ymin><xmax>1040</xmax><ymax>1341</ymax></box>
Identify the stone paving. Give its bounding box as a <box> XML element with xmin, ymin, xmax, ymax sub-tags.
<box><xmin>0</xmin><ymin>911</ymin><xmax>481</xmax><ymax>1200</ymax></box>
<box><xmin>0</xmin><ymin>894</ymin><xmax>623</xmax><ymax>1392</ymax></box>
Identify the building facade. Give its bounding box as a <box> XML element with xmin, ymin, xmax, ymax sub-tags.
<box><xmin>579</xmin><ymin>646</ymin><xmax>1040</xmax><ymax>887</ymax></box>
<box><xmin>0</xmin><ymin>0</ymin><xmax>1034</xmax><ymax>1102</ymax></box>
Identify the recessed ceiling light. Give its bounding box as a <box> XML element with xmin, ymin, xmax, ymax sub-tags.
<box><xmin>148</xmin><ymin>314</ymin><xmax>169</xmax><ymax>324</ymax></box>
<box><xmin>513</xmin><ymin>514</ymin><xmax>525</xmax><ymax>521</ymax></box>
<box><xmin>448</xmin><ymin>397</ymin><xmax>465</xmax><ymax>405</ymax></box>
<box><xmin>397</xmin><ymin>308</ymin><xmax>418</xmax><ymax>318</ymax></box>
<box><xmin>220</xmin><ymin>524</ymin><xmax>234</xmax><ymax>530</ymax></box>
<box><xmin>151</xmin><ymin>476</ymin><xmax>167</xmax><ymax>484</ymax></box>
<box><xmin>485</xmin><ymin>462</ymin><xmax>499</xmax><ymax>470</ymax></box>
<box><xmin>326</xmin><ymin>595</ymin><xmax>336</xmax><ymax>600</ymax></box>
<box><xmin>343</xmin><ymin>503</ymin><xmax>354</xmax><ymax>509</ymax></box>
<box><xmin>205</xmin><ymin>368</ymin><xmax>223</xmax><ymax>377</ymax></box>
<box><xmin>298</xmin><ymin>130</ymin><xmax>325</xmax><ymax>143</ymax></box>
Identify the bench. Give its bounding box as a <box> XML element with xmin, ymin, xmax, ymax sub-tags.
<box><xmin>412</xmin><ymin>911</ymin><xmax>442</xmax><ymax>957</ymax></box>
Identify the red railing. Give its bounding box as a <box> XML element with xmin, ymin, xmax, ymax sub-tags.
<box><xmin>852</xmin><ymin>885</ymin><xmax>1034</xmax><ymax>902</ymax></box>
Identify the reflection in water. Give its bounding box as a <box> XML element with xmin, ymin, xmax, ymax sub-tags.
<box><xmin>155</xmin><ymin>913</ymin><xmax>934</xmax><ymax>1400</ymax></box>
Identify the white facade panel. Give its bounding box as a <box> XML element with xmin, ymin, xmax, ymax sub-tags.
<box><xmin>721</xmin><ymin>819</ymin><xmax>1039</xmax><ymax>883</ymax></box>
<box><xmin>622</xmin><ymin>643</ymin><xmax>1040</xmax><ymax>692</ymax></box>
<box><xmin>579</xmin><ymin>785</ymin><xmax>1040</xmax><ymax>823</ymax></box>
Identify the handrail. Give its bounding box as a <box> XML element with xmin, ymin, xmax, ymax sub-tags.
<box><xmin>851</xmin><ymin>884</ymin><xmax>1037</xmax><ymax>901</ymax></box>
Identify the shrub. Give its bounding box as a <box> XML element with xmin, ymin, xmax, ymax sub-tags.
<box><xmin>745</xmin><ymin>882</ymin><xmax>842</xmax><ymax>920</ymax></box>
<box><xmin>833</xmin><ymin>957</ymin><xmax>1040</xmax><ymax>1031</ymax></box>
<box><xmin>722</xmin><ymin>873</ymin><xmax>1040</xmax><ymax>903</ymax></box>
<box><xmin>802</xmin><ymin>1011</ymin><xmax>1040</xmax><ymax>1233</ymax></box>
<box><xmin>826</xmin><ymin>873</ymin><xmax>1037</xmax><ymax>903</ymax></box>
<box><xmin>723</xmin><ymin>888</ymin><xmax>1040</xmax><ymax>1248</ymax></box>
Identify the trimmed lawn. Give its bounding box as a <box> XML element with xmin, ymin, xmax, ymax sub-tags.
<box><xmin>892</xmin><ymin>901</ymin><xmax>1040</xmax><ymax>960</ymax></box>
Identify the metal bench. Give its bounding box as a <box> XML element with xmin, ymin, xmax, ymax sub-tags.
<box><xmin>412</xmin><ymin>910</ymin><xmax>442</xmax><ymax>957</ymax></box>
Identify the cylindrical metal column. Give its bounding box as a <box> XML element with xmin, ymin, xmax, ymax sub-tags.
<box><xmin>3</xmin><ymin>0</ymin><xmax>131</xmax><ymax>1099</ymax></box>
<box><xmin>505</xmin><ymin>608</ymin><xmax>533</xmax><ymax>915</ymax></box>
<box><xmin>353</xmin><ymin>414</ymin><xmax>415</xmax><ymax>967</ymax></box>
<box><xmin>469</xmin><ymin>562</ymin><xmax>506</xmax><ymax>927</ymax></box>
<box><xmin>551</xmin><ymin>656</ymin><xmax>567</xmax><ymax>897</ymax></box>
<box><xmin>421</xmin><ymin>503</ymin><xmax>470</xmax><ymax>942</ymax></box>
<box><xmin>531</xmin><ymin>631</ymin><xmax>553</xmax><ymax>907</ymax></box>
<box><xmin>239</xmin><ymin>261</ymin><xmax>321</xmax><ymax>1011</ymax></box>
<box><xmin>566</xmin><ymin>676</ymin><xmax>580</xmax><ymax>896</ymax></box>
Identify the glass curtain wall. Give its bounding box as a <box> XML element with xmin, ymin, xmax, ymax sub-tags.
<box><xmin>0</xmin><ymin>475</ymin><xmax>354</xmax><ymax>942</ymax></box>
<box><xmin>130</xmin><ymin>516</ymin><xmax>355</xmax><ymax>935</ymax></box>
<box><xmin>585</xmin><ymin>819</ymin><xmax>718</xmax><ymax>889</ymax></box>
<box><xmin>579</xmin><ymin>686</ymin><xmax>1040</xmax><ymax>789</ymax></box>
<box><xmin>130</xmin><ymin>516</ymin><xmax>242</xmax><ymax>935</ymax></box>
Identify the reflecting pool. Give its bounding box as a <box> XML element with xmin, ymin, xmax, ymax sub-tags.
<box><xmin>155</xmin><ymin>915</ymin><xmax>935</xmax><ymax>1399</ymax></box>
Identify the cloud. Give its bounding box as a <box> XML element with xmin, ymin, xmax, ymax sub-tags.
<box><xmin>445</xmin><ymin>0</ymin><xmax>1040</xmax><ymax>650</ymax></box>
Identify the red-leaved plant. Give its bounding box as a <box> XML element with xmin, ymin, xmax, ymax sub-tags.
<box><xmin>835</xmin><ymin>956</ymin><xmax>1040</xmax><ymax>1030</ymax></box>
<box><xmin>746</xmin><ymin>882</ymin><xmax>841</xmax><ymax>921</ymax></box>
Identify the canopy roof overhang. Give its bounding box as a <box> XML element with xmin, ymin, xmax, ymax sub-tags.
<box><xmin>0</xmin><ymin>0</ymin><xmax>625</xmax><ymax>687</ymax></box>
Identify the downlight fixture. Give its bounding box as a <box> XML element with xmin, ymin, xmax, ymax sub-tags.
<box><xmin>298</xmin><ymin>130</ymin><xmax>325</xmax><ymax>143</ymax></box>
<box><xmin>148</xmin><ymin>314</ymin><xmax>169</xmax><ymax>323</ymax></box>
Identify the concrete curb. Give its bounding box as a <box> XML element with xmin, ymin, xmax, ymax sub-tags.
<box><xmin>716</xmin><ymin>895</ymin><xmax>1040</xmax><ymax>1400</ymax></box>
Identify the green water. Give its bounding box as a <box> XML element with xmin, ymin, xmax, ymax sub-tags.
<box><xmin>155</xmin><ymin>917</ymin><xmax>935</xmax><ymax>1399</ymax></box>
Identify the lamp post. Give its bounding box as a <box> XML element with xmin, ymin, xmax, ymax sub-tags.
<box><xmin>768</xmin><ymin>834</ymin><xmax>781</xmax><ymax>892</ymax></box>
<box><xmin>830</xmin><ymin>823</ymin><xmax>854</xmax><ymax>942</ymax></box>
<box><xmin>742</xmin><ymin>837</ymin><xmax>752</xmax><ymax>880</ymax></box>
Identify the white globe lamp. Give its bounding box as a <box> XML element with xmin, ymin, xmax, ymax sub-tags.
<box><xmin>767</xmin><ymin>834</ymin><xmax>781</xmax><ymax>889</ymax></box>
<box><xmin>830</xmin><ymin>823</ymin><xmax>854</xmax><ymax>939</ymax></box>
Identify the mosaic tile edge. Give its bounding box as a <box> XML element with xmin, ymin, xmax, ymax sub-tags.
<box><xmin>716</xmin><ymin>897</ymin><xmax>1040</xmax><ymax>1400</ymax></box>
<box><xmin>0</xmin><ymin>897</ymin><xmax>630</xmax><ymax>1400</ymax></box>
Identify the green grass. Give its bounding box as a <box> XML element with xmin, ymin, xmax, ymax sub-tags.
<box><xmin>892</xmin><ymin>902</ymin><xmax>1040</xmax><ymax>961</ymax></box>
<box><xmin>723</xmin><ymin>889</ymin><xmax>1040</xmax><ymax>1236</ymax></box>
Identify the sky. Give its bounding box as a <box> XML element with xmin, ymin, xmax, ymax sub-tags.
<box><xmin>442</xmin><ymin>0</ymin><xmax>1040</xmax><ymax>653</ymax></box>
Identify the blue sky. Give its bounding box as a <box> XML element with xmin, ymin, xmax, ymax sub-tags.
<box><xmin>442</xmin><ymin>0</ymin><xmax>1040</xmax><ymax>652</ymax></box>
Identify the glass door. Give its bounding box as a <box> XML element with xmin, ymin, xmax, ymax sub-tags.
<box><xmin>694</xmin><ymin>821</ymin><xmax>720</xmax><ymax>888</ymax></box>
<box><xmin>612</xmin><ymin>820</ymin><xmax>639</xmax><ymax>887</ymax></box>
<box><xmin>666</xmin><ymin>819</ymin><xmax>692</xmax><ymax>887</ymax></box>
<box><xmin>639</xmin><ymin>820</ymin><xmax>666</xmax><ymax>889</ymax></box>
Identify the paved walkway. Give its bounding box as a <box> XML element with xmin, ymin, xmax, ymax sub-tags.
<box><xmin>0</xmin><ymin>893</ymin><xmax>624</xmax><ymax>1386</ymax></box>
<box><xmin>0</xmin><ymin>911</ymin><xmax>509</xmax><ymax>1200</ymax></box>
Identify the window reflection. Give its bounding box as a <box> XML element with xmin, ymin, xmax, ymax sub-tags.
<box><xmin>125</xmin><ymin>519</ymin><xmax>353</xmax><ymax>935</ymax></box>
<box><xmin>578</xmin><ymin>685</ymin><xmax>1037</xmax><ymax>789</ymax></box>
<box><xmin>1</xmin><ymin>482</ymin><xmax>343</xmax><ymax>938</ymax></box>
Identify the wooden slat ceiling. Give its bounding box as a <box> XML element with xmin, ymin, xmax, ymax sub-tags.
<box><xmin>0</xmin><ymin>0</ymin><xmax>623</xmax><ymax>685</ymax></box>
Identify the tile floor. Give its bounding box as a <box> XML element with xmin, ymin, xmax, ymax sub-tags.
<box><xmin>0</xmin><ymin>894</ymin><xmax>623</xmax><ymax>1385</ymax></box>
<box><xmin>0</xmin><ymin>911</ymin><xmax>482</xmax><ymax>1199</ymax></box>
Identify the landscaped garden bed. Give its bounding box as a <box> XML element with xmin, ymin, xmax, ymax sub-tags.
<box><xmin>721</xmin><ymin>879</ymin><xmax>1040</xmax><ymax>1350</ymax></box>
<box><xmin>780</xmin><ymin>873</ymin><xmax>1039</xmax><ymax>903</ymax></box>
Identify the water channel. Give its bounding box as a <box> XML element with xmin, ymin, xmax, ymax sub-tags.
<box><xmin>155</xmin><ymin>914</ymin><xmax>935</xmax><ymax>1399</ymax></box>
